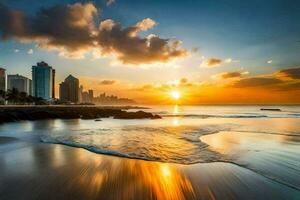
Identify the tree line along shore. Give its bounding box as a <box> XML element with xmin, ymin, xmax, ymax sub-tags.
<box><xmin>0</xmin><ymin>106</ymin><xmax>161</xmax><ymax>124</ymax></box>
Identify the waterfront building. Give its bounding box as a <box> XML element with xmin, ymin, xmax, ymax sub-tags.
<box><xmin>7</xmin><ymin>74</ymin><xmax>32</xmax><ymax>95</ymax></box>
<box><xmin>32</xmin><ymin>61</ymin><xmax>55</xmax><ymax>100</ymax></box>
<box><xmin>59</xmin><ymin>75</ymin><xmax>79</xmax><ymax>103</ymax></box>
<box><xmin>79</xmin><ymin>85</ymin><xmax>83</xmax><ymax>103</ymax></box>
<box><xmin>0</xmin><ymin>68</ymin><xmax>6</xmax><ymax>92</ymax></box>
<box><xmin>88</xmin><ymin>90</ymin><xmax>94</xmax><ymax>102</ymax></box>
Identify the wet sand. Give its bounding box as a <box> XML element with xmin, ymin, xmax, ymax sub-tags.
<box><xmin>0</xmin><ymin>137</ymin><xmax>299</xmax><ymax>200</ymax></box>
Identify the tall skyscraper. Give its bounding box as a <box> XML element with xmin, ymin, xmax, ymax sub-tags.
<box><xmin>32</xmin><ymin>61</ymin><xmax>55</xmax><ymax>100</ymax></box>
<box><xmin>88</xmin><ymin>90</ymin><xmax>94</xmax><ymax>102</ymax></box>
<box><xmin>81</xmin><ymin>91</ymin><xmax>90</xmax><ymax>103</ymax></box>
<box><xmin>81</xmin><ymin>89</ymin><xmax>94</xmax><ymax>103</ymax></box>
<box><xmin>7</xmin><ymin>74</ymin><xmax>32</xmax><ymax>95</ymax></box>
<box><xmin>79</xmin><ymin>85</ymin><xmax>83</xmax><ymax>103</ymax></box>
<box><xmin>59</xmin><ymin>75</ymin><xmax>79</xmax><ymax>103</ymax></box>
<box><xmin>52</xmin><ymin>69</ymin><xmax>55</xmax><ymax>99</ymax></box>
<box><xmin>0</xmin><ymin>68</ymin><xmax>6</xmax><ymax>92</ymax></box>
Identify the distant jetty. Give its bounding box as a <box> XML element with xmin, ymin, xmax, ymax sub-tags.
<box><xmin>0</xmin><ymin>106</ymin><xmax>161</xmax><ymax>124</ymax></box>
<box><xmin>260</xmin><ymin>108</ymin><xmax>281</xmax><ymax>111</ymax></box>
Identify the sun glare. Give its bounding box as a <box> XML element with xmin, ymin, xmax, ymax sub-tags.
<box><xmin>171</xmin><ymin>91</ymin><xmax>181</xmax><ymax>100</ymax></box>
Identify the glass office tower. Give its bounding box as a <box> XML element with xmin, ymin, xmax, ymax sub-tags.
<box><xmin>32</xmin><ymin>62</ymin><xmax>55</xmax><ymax>100</ymax></box>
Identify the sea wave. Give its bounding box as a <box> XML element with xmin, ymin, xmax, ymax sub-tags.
<box><xmin>160</xmin><ymin>113</ymin><xmax>300</xmax><ymax>118</ymax></box>
<box><xmin>40</xmin><ymin>125</ymin><xmax>225</xmax><ymax>164</ymax></box>
<box><xmin>162</xmin><ymin>114</ymin><xmax>269</xmax><ymax>118</ymax></box>
<box><xmin>41</xmin><ymin>136</ymin><xmax>149</xmax><ymax>160</ymax></box>
<box><xmin>41</xmin><ymin>136</ymin><xmax>209</xmax><ymax>163</ymax></box>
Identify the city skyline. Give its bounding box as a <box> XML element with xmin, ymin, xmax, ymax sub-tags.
<box><xmin>0</xmin><ymin>62</ymin><xmax>136</xmax><ymax>104</ymax></box>
<box><xmin>0</xmin><ymin>0</ymin><xmax>300</xmax><ymax>104</ymax></box>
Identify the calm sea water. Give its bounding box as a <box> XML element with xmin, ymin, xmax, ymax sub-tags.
<box><xmin>0</xmin><ymin>105</ymin><xmax>300</xmax><ymax>189</ymax></box>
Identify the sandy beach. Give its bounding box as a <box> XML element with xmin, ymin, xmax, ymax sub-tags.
<box><xmin>1</xmin><ymin>0</ymin><xmax>299</xmax><ymax>198</ymax></box>
<box><xmin>0</xmin><ymin>136</ymin><xmax>299</xmax><ymax>200</ymax></box>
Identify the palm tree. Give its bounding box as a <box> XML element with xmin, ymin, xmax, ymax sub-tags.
<box><xmin>0</xmin><ymin>90</ymin><xmax>6</xmax><ymax>105</ymax></box>
<box><xmin>6</xmin><ymin>88</ymin><xmax>20</xmax><ymax>104</ymax></box>
<box><xmin>19</xmin><ymin>92</ymin><xmax>28</xmax><ymax>104</ymax></box>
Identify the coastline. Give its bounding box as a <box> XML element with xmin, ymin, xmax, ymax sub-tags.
<box><xmin>0</xmin><ymin>137</ymin><xmax>299</xmax><ymax>200</ymax></box>
<box><xmin>0</xmin><ymin>105</ymin><xmax>160</xmax><ymax>124</ymax></box>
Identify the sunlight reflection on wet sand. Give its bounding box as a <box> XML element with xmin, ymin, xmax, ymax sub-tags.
<box><xmin>70</xmin><ymin>147</ymin><xmax>195</xmax><ymax>200</ymax></box>
<box><xmin>0</xmin><ymin>140</ymin><xmax>299</xmax><ymax>200</ymax></box>
<box><xmin>200</xmin><ymin>131</ymin><xmax>300</xmax><ymax>190</ymax></box>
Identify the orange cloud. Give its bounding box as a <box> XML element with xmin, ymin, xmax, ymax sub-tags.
<box><xmin>201</xmin><ymin>58</ymin><xmax>222</xmax><ymax>67</ymax></box>
<box><xmin>213</xmin><ymin>71</ymin><xmax>249</xmax><ymax>80</ymax></box>
<box><xmin>221</xmin><ymin>72</ymin><xmax>243</xmax><ymax>79</ymax></box>
<box><xmin>126</xmin><ymin>68</ymin><xmax>300</xmax><ymax>104</ymax></box>
<box><xmin>276</xmin><ymin>67</ymin><xmax>300</xmax><ymax>79</ymax></box>
<box><xmin>99</xmin><ymin>80</ymin><xmax>116</xmax><ymax>85</ymax></box>
<box><xmin>230</xmin><ymin>77</ymin><xmax>283</xmax><ymax>88</ymax></box>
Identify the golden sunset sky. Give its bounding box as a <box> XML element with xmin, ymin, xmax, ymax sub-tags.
<box><xmin>0</xmin><ymin>0</ymin><xmax>300</xmax><ymax>104</ymax></box>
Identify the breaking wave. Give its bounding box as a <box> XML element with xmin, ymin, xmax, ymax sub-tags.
<box><xmin>40</xmin><ymin>125</ymin><xmax>228</xmax><ymax>164</ymax></box>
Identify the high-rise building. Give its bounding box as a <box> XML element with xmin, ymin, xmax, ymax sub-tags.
<box><xmin>59</xmin><ymin>75</ymin><xmax>79</xmax><ymax>103</ymax></box>
<box><xmin>7</xmin><ymin>74</ymin><xmax>32</xmax><ymax>95</ymax></box>
<box><xmin>32</xmin><ymin>61</ymin><xmax>55</xmax><ymax>100</ymax></box>
<box><xmin>0</xmin><ymin>68</ymin><xmax>6</xmax><ymax>92</ymax></box>
<box><xmin>79</xmin><ymin>85</ymin><xmax>83</xmax><ymax>103</ymax></box>
<box><xmin>81</xmin><ymin>91</ymin><xmax>90</xmax><ymax>103</ymax></box>
<box><xmin>88</xmin><ymin>90</ymin><xmax>94</xmax><ymax>102</ymax></box>
<box><xmin>52</xmin><ymin>69</ymin><xmax>55</xmax><ymax>99</ymax></box>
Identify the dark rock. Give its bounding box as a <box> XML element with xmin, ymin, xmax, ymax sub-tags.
<box><xmin>113</xmin><ymin>110</ymin><xmax>161</xmax><ymax>119</ymax></box>
<box><xmin>260</xmin><ymin>108</ymin><xmax>281</xmax><ymax>111</ymax></box>
<box><xmin>0</xmin><ymin>106</ymin><xmax>161</xmax><ymax>123</ymax></box>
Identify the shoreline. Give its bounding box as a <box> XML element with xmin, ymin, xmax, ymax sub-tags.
<box><xmin>0</xmin><ymin>105</ymin><xmax>160</xmax><ymax>124</ymax></box>
<box><xmin>0</xmin><ymin>137</ymin><xmax>299</xmax><ymax>200</ymax></box>
<box><xmin>41</xmin><ymin>132</ymin><xmax>300</xmax><ymax>192</ymax></box>
<box><xmin>0</xmin><ymin>105</ymin><xmax>150</xmax><ymax>109</ymax></box>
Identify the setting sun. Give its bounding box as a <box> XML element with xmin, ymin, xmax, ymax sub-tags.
<box><xmin>170</xmin><ymin>91</ymin><xmax>181</xmax><ymax>100</ymax></box>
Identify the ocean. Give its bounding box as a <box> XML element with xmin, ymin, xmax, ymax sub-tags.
<box><xmin>0</xmin><ymin>105</ymin><xmax>300</xmax><ymax>190</ymax></box>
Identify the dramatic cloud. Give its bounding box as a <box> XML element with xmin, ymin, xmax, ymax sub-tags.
<box><xmin>231</xmin><ymin>77</ymin><xmax>283</xmax><ymax>88</ymax></box>
<box><xmin>100</xmin><ymin>80</ymin><xmax>116</xmax><ymax>85</ymax></box>
<box><xmin>276</xmin><ymin>67</ymin><xmax>300</xmax><ymax>79</ymax></box>
<box><xmin>0</xmin><ymin>2</ymin><xmax>97</xmax><ymax>59</ymax></box>
<box><xmin>97</xmin><ymin>18</ymin><xmax>187</xmax><ymax>64</ymax></box>
<box><xmin>0</xmin><ymin>3</ymin><xmax>188</xmax><ymax>64</ymax></box>
<box><xmin>0</xmin><ymin>3</ymin><xmax>25</xmax><ymax>39</ymax></box>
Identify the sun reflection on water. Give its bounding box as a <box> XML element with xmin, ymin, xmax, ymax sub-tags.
<box><xmin>172</xmin><ymin>117</ymin><xmax>180</xmax><ymax>126</ymax></box>
<box><xmin>69</xmin><ymin>148</ymin><xmax>195</xmax><ymax>200</ymax></box>
<box><xmin>173</xmin><ymin>105</ymin><xmax>179</xmax><ymax>114</ymax></box>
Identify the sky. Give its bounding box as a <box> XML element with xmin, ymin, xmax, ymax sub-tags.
<box><xmin>0</xmin><ymin>0</ymin><xmax>300</xmax><ymax>104</ymax></box>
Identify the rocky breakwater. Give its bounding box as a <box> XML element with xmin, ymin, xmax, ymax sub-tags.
<box><xmin>0</xmin><ymin>106</ymin><xmax>161</xmax><ymax>123</ymax></box>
